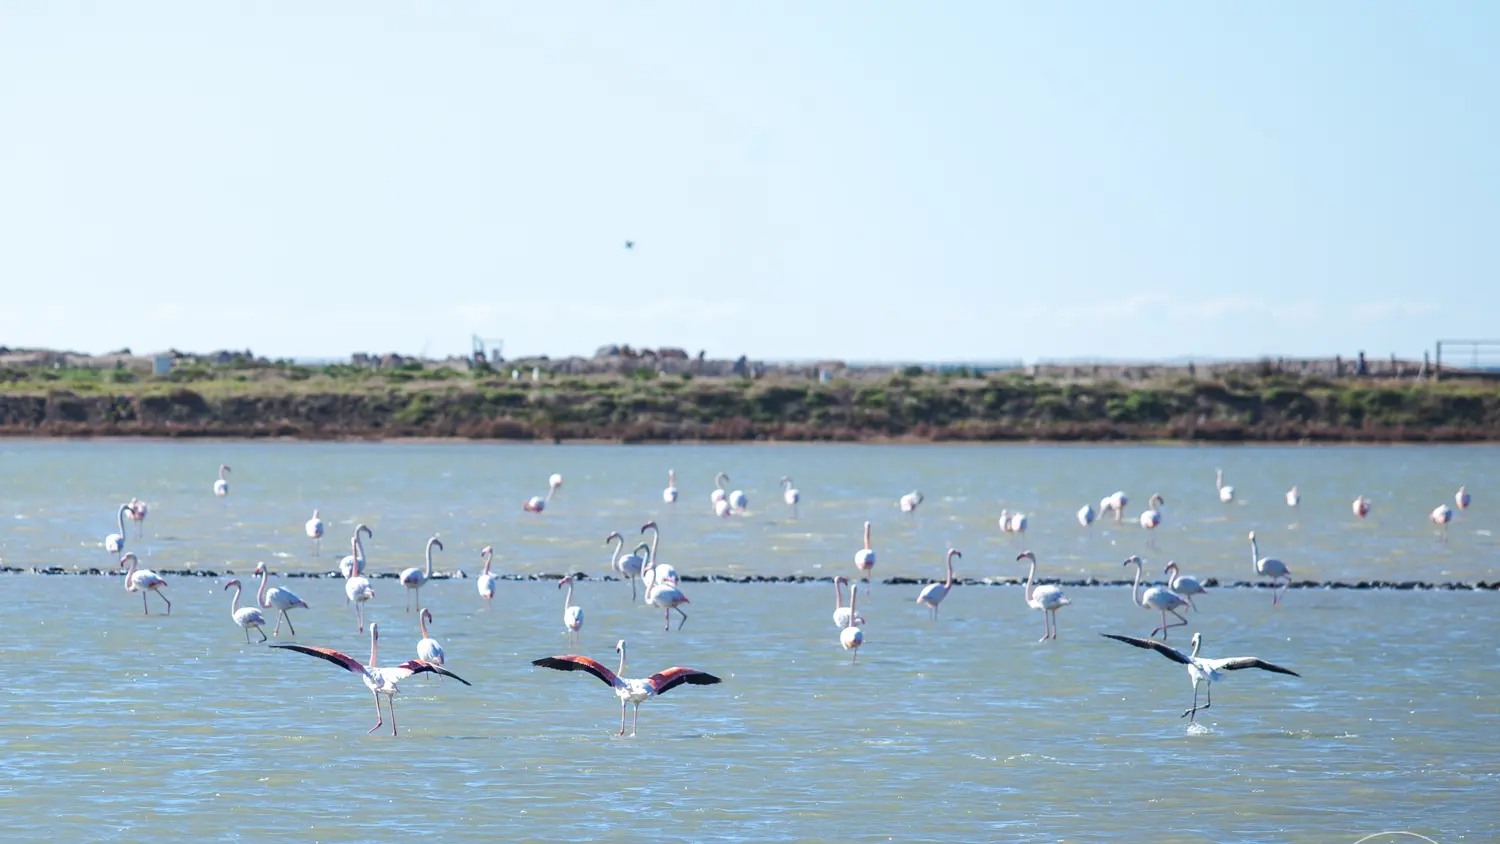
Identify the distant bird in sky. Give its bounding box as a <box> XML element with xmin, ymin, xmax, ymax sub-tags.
<box><xmin>624</xmin><ymin>240</ymin><xmax>634</xmax><ymax>250</ymax></box>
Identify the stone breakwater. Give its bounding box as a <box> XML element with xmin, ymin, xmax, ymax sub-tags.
<box><xmin>8</xmin><ymin>566</ymin><xmax>1498</xmax><ymax>591</ymax></box>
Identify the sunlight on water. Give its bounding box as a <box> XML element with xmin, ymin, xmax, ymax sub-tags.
<box><xmin>0</xmin><ymin>441</ymin><xmax>1496</xmax><ymax>841</ymax></box>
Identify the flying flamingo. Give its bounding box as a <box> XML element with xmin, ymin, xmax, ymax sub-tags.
<box><xmin>1163</xmin><ymin>561</ymin><xmax>1207</xmax><ymax>610</ymax></box>
<box><xmin>608</xmin><ymin>533</ymin><xmax>646</xmax><ymax>600</ymax></box>
<box><xmin>416</xmin><ymin>608</ymin><xmax>445</xmax><ymax>671</ymax></box>
<box><xmin>224</xmin><ymin>579</ymin><xmax>267</xmax><ymax>642</ymax></box>
<box><xmin>1285</xmin><ymin>486</ymin><xmax>1300</xmax><ymax>508</ymax></box>
<box><xmin>1352</xmin><ymin>495</ymin><xmax>1371</xmax><ymax>519</ymax></box>
<box><xmin>839</xmin><ymin>581</ymin><xmax>864</xmax><ymax>662</ymax></box>
<box><xmin>1456</xmin><ymin>486</ymin><xmax>1470</xmax><ymax>511</ymax></box>
<box><xmin>639</xmin><ymin>522</ymin><xmax>677</xmax><ymax>593</ymax></box>
<box><xmin>1100</xmin><ymin>632</ymin><xmax>1300</xmax><ymax>724</ymax></box>
<box><xmin>832</xmin><ymin>576</ymin><xmax>866</xmax><ymax>629</ymax></box>
<box><xmin>270</xmin><ymin>624</ymin><xmax>470</xmax><ymax>736</ymax></box>
<box><xmin>305</xmin><ymin>510</ymin><xmax>325</xmax><ymax>556</ymax></box>
<box><xmin>477</xmin><ymin>546</ymin><xmax>497</xmax><ymax>601</ymax></box>
<box><xmin>1077</xmin><ymin>504</ymin><xmax>1096</xmax><ymax>529</ymax></box>
<box><xmin>399</xmin><ymin>537</ymin><xmax>443</xmax><ymax>612</ymax></box>
<box><xmin>1431</xmin><ymin>504</ymin><xmax>1454</xmax><ymax>542</ymax></box>
<box><xmin>254</xmin><ymin>561</ymin><xmax>309</xmax><ymax>637</ymax></box>
<box><xmin>126</xmin><ymin>498</ymin><xmax>148</xmax><ymax>538</ymax></box>
<box><xmin>711</xmin><ymin>472</ymin><xmax>729</xmax><ymax>508</ymax></box>
<box><xmin>1139</xmin><ymin>494</ymin><xmax>1164</xmax><ymax>548</ymax></box>
<box><xmin>1124</xmin><ymin>555</ymin><xmax>1189</xmax><ymax>639</ymax></box>
<box><xmin>214</xmin><ymin>464</ymin><xmax>231</xmax><ymax>497</ymax></box>
<box><xmin>899</xmin><ymin>491</ymin><xmax>924</xmax><ymax>514</ymax></box>
<box><xmin>530</xmin><ymin>639</ymin><xmax>721</xmax><ymax>736</ymax></box>
<box><xmin>915</xmin><ymin>548</ymin><xmax>960</xmax><ymax>619</ymax></box>
<box><xmin>119</xmin><ymin>552</ymin><xmax>170</xmax><ymax>615</ymax></box>
<box><xmin>524</xmin><ymin>475</ymin><xmax>563</xmax><ymax>513</ymax></box>
<box><xmin>780</xmin><ymin>477</ymin><xmax>800</xmax><ymax>518</ymax></box>
<box><xmin>344</xmin><ymin>552</ymin><xmax>375</xmax><ymax>632</ymax></box>
<box><xmin>559</xmin><ymin>576</ymin><xmax>584</xmax><ymax>645</ymax></box>
<box><xmin>339</xmin><ymin>524</ymin><xmax>374</xmax><ymax>586</ymax></box>
<box><xmin>1019</xmin><ymin>550</ymin><xmax>1070</xmax><ymax>641</ymax></box>
<box><xmin>853</xmin><ymin>521</ymin><xmax>876</xmax><ymax>594</ymax></box>
<box><xmin>105</xmin><ymin>503</ymin><xmax>131</xmax><ymax>554</ymax></box>
<box><xmin>1216</xmin><ymin>469</ymin><xmax>1234</xmax><ymax>503</ymax></box>
<box><xmin>663</xmin><ymin>470</ymin><xmax>678</xmax><ymax>504</ymax></box>
<box><xmin>1247</xmin><ymin>531</ymin><xmax>1290</xmax><ymax>605</ymax></box>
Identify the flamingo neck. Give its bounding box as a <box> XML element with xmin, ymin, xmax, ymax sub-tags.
<box><xmin>1024</xmin><ymin>561</ymin><xmax>1037</xmax><ymax>603</ymax></box>
<box><xmin>617</xmin><ymin>644</ymin><xmax>627</xmax><ymax>677</ymax></box>
<box><xmin>229</xmin><ymin>583</ymin><xmax>241</xmax><ymax>613</ymax></box>
<box><xmin>256</xmin><ymin>564</ymin><xmax>269</xmax><ymax>606</ymax></box>
<box><xmin>563</xmin><ymin>581</ymin><xmax>574</xmax><ymax>608</ymax></box>
<box><xmin>1249</xmin><ymin>536</ymin><xmax>1259</xmax><ymax>571</ymax></box>
<box><xmin>609</xmin><ymin>536</ymin><xmax>624</xmax><ymax>568</ymax></box>
<box><xmin>420</xmin><ymin>613</ymin><xmax>430</xmax><ymax>638</ymax></box>
<box><xmin>944</xmin><ymin>555</ymin><xmax>954</xmax><ymax>588</ymax></box>
<box><xmin>834</xmin><ymin>579</ymin><xmax>845</xmax><ymax>610</ymax></box>
<box><xmin>648</xmin><ymin>528</ymin><xmax>660</xmax><ymax>562</ymax></box>
<box><xmin>369</xmin><ymin>630</ymin><xmax>378</xmax><ymax>667</ymax></box>
<box><xmin>1130</xmin><ymin>563</ymin><xmax>1145</xmax><ymax>607</ymax></box>
<box><xmin>863</xmin><ymin>523</ymin><xmax>871</xmax><ymax>550</ymax></box>
<box><xmin>425</xmin><ymin>543</ymin><xmax>435</xmax><ymax>577</ymax></box>
<box><xmin>122</xmin><ymin>556</ymin><xmax>137</xmax><ymax>587</ymax></box>
<box><xmin>117</xmin><ymin>506</ymin><xmax>128</xmax><ymax>535</ymax></box>
<box><xmin>847</xmin><ymin>581</ymin><xmax>858</xmax><ymax>620</ymax></box>
<box><xmin>1190</xmin><ymin>637</ymin><xmax>1202</xmax><ymax>658</ymax></box>
<box><xmin>482</xmin><ymin>551</ymin><xmax>493</xmax><ymax>576</ymax></box>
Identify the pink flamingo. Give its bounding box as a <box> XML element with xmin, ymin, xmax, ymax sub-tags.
<box><xmin>214</xmin><ymin>464</ymin><xmax>231</xmax><ymax>497</ymax></box>
<box><xmin>530</xmin><ymin>639</ymin><xmax>721</xmax><ymax>736</ymax></box>
<box><xmin>1456</xmin><ymin>486</ymin><xmax>1471</xmax><ymax>511</ymax></box>
<box><xmin>119</xmin><ymin>552</ymin><xmax>170</xmax><ymax>615</ymax></box>
<box><xmin>399</xmin><ymin>537</ymin><xmax>442</xmax><ymax>612</ymax></box>
<box><xmin>559</xmin><ymin>576</ymin><xmax>584</xmax><ymax>645</ymax></box>
<box><xmin>1248</xmin><ymin>531</ymin><xmax>1291</xmax><ymax>606</ymax></box>
<box><xmin>254</xmin><ymin>561</ymin><xmax>309</xmax><ymax>637</ymax></box>
<box><xmin>832</xmin><ymin>576</ymin><xmax>866</xmax><ymax>629</ymax></box>
<box><xmin>477</xmin><ymin>546</ymin><xmax>497</xmax><ymax>601</ymax></box>
<box><xmin>1020</xmin><ymin>551</ymin><xmax>1070</xmax><ymax>641</ymax></box>
<box><xmin>853</xmin><ymin>521</ymin><xmax>876</xmax><ymax>594</ymax></box>
<box><xmin>271</xmin><ymin>623</ymin><xmax>469</xmax><ymax>736</ymax></box>
<box><xmin>524</xmin><ymin>475</ymin><xmax>563</xmax><ymax>513</ymax></box>
<box><xmin>840</xmin><ymin>581</ymin><xmax>864</xmax><ymax>662</ymax></box>
<box><xmin>915</xmin><ymin>548</ymin><xmax>960</xmax><ymax>619</ymax></box>
<box><xmin>224</xmin><ymin>578</ymin><xmax>266</xmax><ymax>642</ymax></box>
<box><xmin>1139</xmin><ymin>494</ymin><xmax>1164</xmax><ymax>548</ymax></box>
<box><xmin>126</xmin><ymin>498</ymin><xmax>148</xmax><ymax>538</ymax></box>
<box><xmin>1352</xmin><ymin>495</ymin><xmax>1371</xmax><ymax>519</ymax></box>
<box><xmin>1124</xmin><ymin>555</ymin><xmax>1189</xmax><ymax>639</ymax></box>
<box><xmin>1431</xmin><ymin>504</ymin><xmax>1454</xmax><ymax>543</ymax></box>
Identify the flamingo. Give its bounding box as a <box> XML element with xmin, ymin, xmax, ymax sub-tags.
<box><xmin>126</xmin><ymin>497</ymin><xmax>148</xmax><ymax>538</ymax></box>
<box><xmin>832</xmin><ymin>576</ymin><xmax>866</xmax><ymax>629</ymax></box>
<box><xmin>345</xmin><ymin>556</ymin><xmax>375</xmax><ymax>633</ymax></box>
<box><xmin>1431</xmin><ymin>504</ymin><xmax>1454</xmax><ymax>542</ymax></box>
<box><xmin>1107</xmin><ymin>491</ymin><xmax>1129</xmax><ymax>522</ymax></box>
<box><xmin>105</xmin><ymin>503</ymin><xmax>131</xmax><ymax>554</ymax></box>
<box><xmin>254</xmin><ymin>561</ymin><xmax>309</xmax><ymax>637</ymax></box>
<box><xmin>477</xmin><ymin>546</ymin><xmax>498</xmax><ymax>601</ymax></box>
<box><xmin>780</xmin><ymin>477</ymin><xmax>800</xmax><ymax>518</ymax></box>
<box><xmin>1216</xmin><ymin>469</ymin><xmax>1234</xmax><ymax>503</ymax></box>
<box><xmin>1247</xmin><ymin>531</ymin><xmax>1291</xmax><ymax>605</ymax></box>
<box><xmin>915</xmin><ymin>548</ymin><xmax>960</xmax><ymax>619</ymax></box>
<box><xmin>1456</xmin><ymin>486</ymin><xmax>1470</xmax><ymax>511</ymax></box>
<box><xmin>524</xmin><ymin>475</ymin><xmax>563</xmax><ymax>513</ymax></box>
<box><xmin>840</xmin><ymin>580</ymin><xmax>864</xmax><ymax>662</ymax></box>
<box><xmin>214</xmin><ymin>464</ymin><xmax>231</xmax><ymax>497</ymax></box>
<box><xmin>224</xmin><ymin>578</ymin><xmax>267</xmax><ymax>643</ymax></box>
<box><xmin>1163</xmin><ymin>561</ymin><xmax>1207</xmax><ymax>610</ymax></box>
<box><xmin>1139</xmin><ymin>494</ymin><xmax>1164</xmax><ymax>548</ymax></box>
<box><xmin>1124</xmin><ymin>555</ymin><xmax>1189</xmax><ymax>639</ymax></box>
<box><xmin>530</xmin><ymin>639</ymin><xmax>721</xmax><ymax>736</ymax></box>
<box><xmin>853</xmin><ymin>521</ymin><xmax>876</xmax><ymax>594</ymax></box>
<box><xmin>1004</xmin><ymin>510</ymin><xmax>1028</xmax><ymax>537</ymax></box>
<box><xmin>714</xmin><ymin>498</ymin><xmax>732</xmax><ymax>518</ymax></box>
<box><xmin>608</xmin><ymin>533</ymin><xmax>645</xmax><ymax>600</ymax></box>
<box><xmin>728</xmin><ymin>486</ymin><xmax>748</xmax><ymax>513</ymax></box>
<box><xmin>119</xmin><ymin>552</ymin><xmax>170</xmax><ymax>615</ymax></box>
<box><xmin>305</xmin><ymin>510</ymin><xmax>325</xmax><ymax>556</ymax></box>
<box><xmin>399</xmin><ymin>537</ymin><xmax>443</xmax><ymax>612</ymax></box>
<box><xmin>416</xmin><ymin>608</ymin><xmax>445</xmax><ymax>670</ymax></box>
<box><xmin>1077</xmin><ymin>504</ymin><xmax>1096</xmax><ymax>529</ymax></box>
<box><xmin>559</xmin><ymin>576</ymin><xmax>584</xmax><ymax>645</ymax></box>
<box><xmin>270</xmin><ymin>624</ymin><xmax>470</xmax><ymax>736</ymax></box>
<box><xmin>1019</xmin><ymin>550</ymin><xmax>1070</xmax><ymax>641</ymax></box>
<box><xmin>663</xmin><ymin>469</ymin><xmax>678</xmax><ymax>504</ymax></box>
<box><xmin>643</xmin><ymin>560</ymin><xmax>690</xmax><ymax>631</ymax></box>
<box><xmin>899</xmin><ymin>491</ymin><xmax>924</xmax><ymax>514</ymax></box>
<box><xmin>638</xmin><ymin>522</ymin><xmax>677</xmax><ymax>593</ymax></box>
<box><xmin>339</xmin><ymin>524</ymin><xmax>374</xmax><ymax>586</ymax></box>
<box><xmin>1100</xmin><ymin>632</ymin><xmax>1300</xmax><ymax>724</ymax></box>
<box><xmin>1286</xmin><ymin>486</ymin><xmax>1300</xmax><ymax>508</ymax></box>
<box><xmin>1352</xmin><ymin>495</ymin><xmax>1371</xmax><ymax>519</ymax></box>
<box><xmin>710</xmin><ymin>472</ymin><xmax>729</xmax><ymax>507</ymax></box>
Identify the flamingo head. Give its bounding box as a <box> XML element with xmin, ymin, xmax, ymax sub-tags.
<box><xmin>834</xmin><ymin>575</ymin><xmax>847</xmax><ymax>585</ymax></box>
<box><xmin>780</xmin><ymin>476</ymin><xmax>792</xmax><ymax>488</ymax></box>
<box><xmin>640</xmin><ymin>521</ymin><xmax>658</xmax><ymax>534</ymax></box>
<box><xmin>549</xmin><ymin>473</ymin><xmax>563</xmax><ymax>489</ymax></box>
<box><xmin>357</xmin><ymin>524</ymin><xmax>374</xmax><ymax>539</ymax></box>
<box><xmin>253</xmin><ymin>561</ymin><xmax>267</xmax><ymax>575</ymax></box>
<box><xmin>1016</xmin><ymin>550</ymin><xmax>1036</xmax><ymax>562</ymax></box>
<box><xmin>1122</xmin><ymin>555</ymin><xmax>1143</xmax><ymax>568</ymax></box>
<box><xmin>1163</xmin><ymin>561</ymin><xmax>1179</xmax><ymax>576</ymax></box>
<box><xmin>1247</xmin><ymin>530</ymin><xmax>1256</xmax><ymax>541</ymax></box>
<box><xmin>118</xmin><ymin>552</ymin><xmax>137</xmax><ymax>567</ymax></box>
<box><xmin>429</xmin><ymin>537</ymin><xmax>444</xmax><ymax>552</ymax></box>
<box><xmin>558</xmin><ymin>576</ymin><xmax>573</xmax><ymax>588</ymax></box>
<box><xmin>421</xmin><ymin>608</ymin><xmax>433</xmax><ymax>625</ymax></box>
<box><xmin>605</xmin><ymin>531</ymin><xmax>622</xmax><ymax>544</ymax></box>
<box><xmin>947</xmin><ymin>548</ymin><xmax>962</xmax><ymax>563</ymax></box>
<box><xmin>223</xmin><ymin>579</ymin><xmax>241</xmax><ymax>590</ymax></box>
<box><xmin>615</xmin><ymin>639</ymin><xmax>626</xmax><ymax>654</ymax></box>
<box><xmin>370</xmin><ymin>623</ymin><xmax>380</xmax><ymax>642</ymax></box>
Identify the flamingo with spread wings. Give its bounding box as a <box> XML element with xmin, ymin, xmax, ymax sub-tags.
<box><xmin>530</xmin><ymin>639</ymin><xmax>721</xmax><ymax>736</ymax></box>
<box><xmin>270</xmin><ymin>623</ymin><xmax>470</xmax><ymax>736</ymax></box>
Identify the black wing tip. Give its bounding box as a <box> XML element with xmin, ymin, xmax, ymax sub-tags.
<box><xmin>433</xmin><ymin>666</ymin><xmax>473</xmax><ymax>686</ymax></box>
<box><xmin>532</xmin><ymin>656</ymin><xmax>572</xmax><ymax>669</ymax></box>
<box><xmin>686</xmin><ymin>672</ymin><xmax>723</xmax><ymax>685</ymax></box>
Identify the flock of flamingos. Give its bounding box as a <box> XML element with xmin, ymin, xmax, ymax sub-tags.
<box><xmin>98</xmin><ymin>462</ymin><xmax>1475</xmax><ymax>737</ymax></box>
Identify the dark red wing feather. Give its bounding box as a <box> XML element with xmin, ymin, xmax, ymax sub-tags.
<box><xmin>647</xmin><ymin>667</ymin><xmax>722</xmax><ymax>696</ymax></box>
<box><xmin>531</xmin><ymin>655</ymin><xmax>619</xmax><ymax>687</ymax></box>
<box><xmin>396</xmin><ymin>659</ymin><xmax>473</xmax><ymax>686</ymax></box>
<box><xmin>270</xmin><ymin>644</ymin><xmax>365</xmax><ymax>674</ymax></box>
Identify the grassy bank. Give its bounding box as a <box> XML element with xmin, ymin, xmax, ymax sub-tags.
<box><xmin>2</xmin><ymin>360</ymin><xmax>1499</xmax><ymax>441</ymax></box>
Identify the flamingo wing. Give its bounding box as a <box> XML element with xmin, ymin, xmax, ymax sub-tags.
<box><xmin>531</xmin><ymin>655</ymin><xmax>620</xmax><ymax>687</ymax></box>
<box><xmin>1099</xmin><ymin>634</ymin><xmax>1192</xmax><ymax>666</ymax></box>
<box><xmin>269</xmin><ymin>643</ymin><xmax>366</xmax><ymax>674</ymax></box>
<box><xmin>390</xmin><ymin>659</ymin><xmax>472</xmax><ymax>685</ymax></box>
<box><xmin>1217</xmin><ymin>657</ymin><xmax>1300</xmax><ymax>677</ymax></box>
<box><xmin>647</xmin><ymin>667</ymin><xmax>722</xmax><ymax>695</ymax></box>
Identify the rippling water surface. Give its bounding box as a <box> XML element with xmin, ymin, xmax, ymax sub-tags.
<box><xmin>1</xmin><ymin>441</ymin><xmax>1496</xmax><ymax>841</ymax></box>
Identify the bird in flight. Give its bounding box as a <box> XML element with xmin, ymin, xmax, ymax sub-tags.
<box><xmin>624</xmin><ymin>240</ymin><xmax>635</xmax><ymax>249</ymax></box>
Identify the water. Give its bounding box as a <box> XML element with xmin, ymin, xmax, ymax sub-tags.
<box><xmin>1</xmin><ymin>441</ymin><xmax>1496</xmax><ymax>841</ymax></box>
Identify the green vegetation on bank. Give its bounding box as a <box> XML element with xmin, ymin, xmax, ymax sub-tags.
<box><xmin>2</xmin><ymin>359</ymin><xmax>1499</xmax><ymax>441</ymax></box>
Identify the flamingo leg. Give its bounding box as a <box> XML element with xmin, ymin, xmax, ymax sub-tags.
<box><xmin>141</xmin><ymin>591</ymin><xmax>149</xmax><ymax>615</ymax></box>
<box><xmin>1182</xmin><ymin>682</ymin><xmax>1211</xmax><ymax>721</ymax></box>
<box><xmin>630</xmin><ymin>577</ymin><xmax>636</xmax><ymax>602</ymax></box>
<box><xmin>243</xmin><ymin>626</ymin><xmax>252</xmax><ymax>643</ymax></box>
<box><xmin>283</xmin><ymin>611</ymin><xmax>297</xmax><ymax>636</ymax></box>
<box><xmin>675</xmin><ymin>606</ymin><xmax>688</xmax><ymax>630</ymax></box>
<box><xmin>631</xmin><ymin>703</ymin><xmax>640</xmax><ymax>736</ymax></box>
<box><xmin>255</xmin><ymin>626</ymin><xmax>267</xmax><ymax>643</ymax></box>
<box><xmin>388</xmin><ymin>696</ymin><xmax>399</xmax><ymax>736</ymax></box>
<box><xmin>619</xmin><ymin>700</ymin><xmax>628</xmax><ymax>736</ymax></box>
<box><xmin>369</xmin><ymin>693</ymin><xmax>384</xmax><ymax>734</ymax></box>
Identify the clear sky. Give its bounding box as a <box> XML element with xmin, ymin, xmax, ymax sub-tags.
<box><xmin>2</xmin><ymin>3</ymin><xmax>1496</xmax><ymax>363</ymax></box>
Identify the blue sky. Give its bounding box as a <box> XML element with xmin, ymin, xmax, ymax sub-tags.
<box><xmin>2</xmin><ymin>3</ymin><xmax>1496</xmax><ymax>363</ymax></box>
